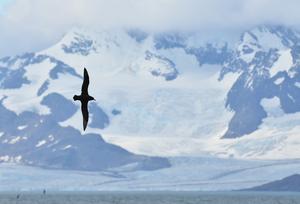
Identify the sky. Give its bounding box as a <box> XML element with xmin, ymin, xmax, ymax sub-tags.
<box><xmin>1</xmin><ymin>0</ymin><xmax>300</xmax><ymax>57</ymax></box>
<box><xmin>0</xmin><ymin>0</ymin><xmax>10</xmax><ymax>12</ymax></box>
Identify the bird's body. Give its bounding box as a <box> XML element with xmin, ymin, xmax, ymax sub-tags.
<box><xmin>73</xmin><ymin>68</ymin><xmax>95</xmax><ymax>131</ymax></box>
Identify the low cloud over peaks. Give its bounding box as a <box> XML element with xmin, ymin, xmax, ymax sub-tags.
<box><xmin>0</xmin><ymin>0</ymin><xmax>300</xmax><ymax>56</ymax></box>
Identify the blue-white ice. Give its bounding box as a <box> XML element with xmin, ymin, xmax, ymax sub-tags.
<box><xmin>1</xmin><ymin>157</ymin><xmax>300</xmax><ymax>191</ymax></box>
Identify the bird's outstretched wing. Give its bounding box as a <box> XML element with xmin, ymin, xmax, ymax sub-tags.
<box><xmin>81</xmin><ymin>68</ymin><xmax>90</xmax><ymax>95</ymax></box>
<box><xmin>81</xmin><ymin>101</ymin><xmax>89</xmax><ymax>131</ymax></box>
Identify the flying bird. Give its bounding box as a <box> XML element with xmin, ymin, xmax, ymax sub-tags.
<box><xmin>73</xmin><ymin>68</ymin><xmax>95</xmax><ymax>131</ymax></box>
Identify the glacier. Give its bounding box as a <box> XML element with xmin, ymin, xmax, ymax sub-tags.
<box><xmin>0</xmin><ymin>24</ymin><xmax>300</xmax><ymax>184</ymax></box>
<box><xmin>1</xmin><ymin>157</ymin><xmax>300</xmax><ymax>191</ymax></box>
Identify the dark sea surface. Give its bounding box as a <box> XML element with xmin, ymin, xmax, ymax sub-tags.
<box><xmin>0</xmin><ymin>191</ymin><xmax>300</xmax><ymax>204</ymax></box>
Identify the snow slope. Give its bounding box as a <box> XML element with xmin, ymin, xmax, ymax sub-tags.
<box><xmin>37</xmin><ymin>28</ymin><xmax>238</xmax><ymax>157</ymax></box>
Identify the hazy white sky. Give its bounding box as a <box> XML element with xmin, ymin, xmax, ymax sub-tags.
<box><xmin>1</xmin><ymin>0</ymin><xmax>300</xmax><ymax>57</ymax></box>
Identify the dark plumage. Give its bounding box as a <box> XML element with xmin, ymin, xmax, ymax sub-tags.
<box><xmin>73</xmin><ymin>68</ymin><xmax>95</xmax><ymax>131</ymax></box>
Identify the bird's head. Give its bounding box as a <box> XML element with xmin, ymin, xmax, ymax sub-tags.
<box><xmin>89</xmin><ymin>96</ymin><xmax>96</xmax><ymax>101</ymax></box>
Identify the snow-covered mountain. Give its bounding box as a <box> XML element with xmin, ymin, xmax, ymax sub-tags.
<box><xmin>0</xmin><ymin>24</ymin><xmax>300</xmax><ymax>170</ymax></box>
<box><xmin>0</xmin><ymin>50</ymin><xmax>170</xmax><ymax>171</ymax></box>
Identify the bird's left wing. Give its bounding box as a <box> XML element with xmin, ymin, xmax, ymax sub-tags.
<box><xmin>81</xmin><ymin>101</ymin><xmax>89</xmax><ymax>131</ymax></box>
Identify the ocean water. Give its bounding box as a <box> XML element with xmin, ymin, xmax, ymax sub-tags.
<box><xmin>1</xmin><ymin>191</ymin><xmax>300</xmax><ymax>204</ymax></box>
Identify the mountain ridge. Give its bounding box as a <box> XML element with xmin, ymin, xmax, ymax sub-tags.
<box><xmin>244</xmin><ymin>174</ymin><xmax>300</xmax><ymax>191</ymax></box>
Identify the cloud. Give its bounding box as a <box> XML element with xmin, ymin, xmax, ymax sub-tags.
<box><xmin>1</xmin><ymin>0</ymin><xmax>300</xmax><ymax>57</ymax></box>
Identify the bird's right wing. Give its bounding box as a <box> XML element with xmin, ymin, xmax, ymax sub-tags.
<box><xmin>81</xmin><ymin>101</ymin><xmax>89</xmax><ymax>131</ymax></box>
<box><xmin>81</xmin><ymin>68</ymin><xmax>90</xmax><ymax>95</ymax></box>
